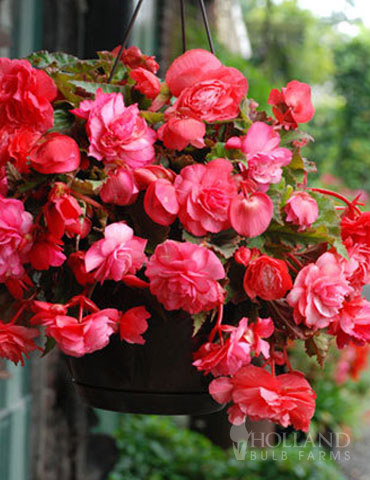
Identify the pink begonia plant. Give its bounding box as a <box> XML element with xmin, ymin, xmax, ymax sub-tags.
<box><xmin>1</xmin><ymin>44</ymin><xmax>370</xmax><ymax>433</ymax></box>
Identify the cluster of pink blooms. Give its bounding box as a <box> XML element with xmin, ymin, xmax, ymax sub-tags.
<box><xmin>1</xmin><ymin>45</ymin><xmax>369</xmax><ymax>433</ymax></box>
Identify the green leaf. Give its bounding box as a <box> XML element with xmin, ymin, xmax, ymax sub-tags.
<box><xmin>208</xmin><ymin>230</ymin><xmax>241</xmax><ymax>259</ymax></box>
<box><xmin>268</xmin><ymin>178</ymin><xmax>286</xmax><ymax>225</ymax></box>
<box><xmin>69</xmin><ymin>80</ymin><xmax>126</xmax><ymax>95</ymax></box>
<box><xmin>50</xmin><ymin>108</ymin><xmax>75</xmax><ymax>133</ymax></box>
<box><xmin>182</xmin><ymin>230</ymin><xmax>204</xmax><ymax>245</ymax></box>
<box><xmin>26</xmin><ymin>50</ymin><xmax>79</xmax><ymax>69</ymax></box>
<box><xmin>279</xmin><ymin>128</ymin><xmax>314</xmax><ymax>146</ymax></box>
<box><xmin>304</xmin><ymin>333</ymin><xmax>332</xmax><ymax>367</ymax></box>
<box><xmin>192</xmin><ymin>312</ymin><xmax>208</xmax><ymax>337</ymax></box>
<box><xmin>140</xmin><ymin>111</ymin><xmax>164</xmax><ymax>124</ymax></box>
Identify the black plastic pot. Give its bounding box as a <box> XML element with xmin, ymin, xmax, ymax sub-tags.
<box><xmin>67</xmin><ymin>283</ymin><xmax>223</xmax><ymax>415</ymax></box>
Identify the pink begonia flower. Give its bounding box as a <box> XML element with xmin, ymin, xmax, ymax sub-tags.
<box><xmin>71</xmin><ymin>89</ymin><xmax>156</xmax><ymax>168</ymax></box>
<box><xmin>146</xmin><ymin>240</ymin><xmax>226</xmax><ymax>314</ymax></box>
<box><xmin>287</xmin><ymin>252</ymin><xmax>353</xmax><ymax>330</ymax></box>
<box><xmin>284</xmin><ymin>192</ymin><xmax>319</xmax><ymax>231</ymax></box>
<box><xmin>230</xmin><ymin>192</ymin><xmax>273</xmax><ymax>237</ymax></box>
<box><xmin>99</xmin><ymin>167</ymin><xmax>139</xmax><ymax>206</ymax></box>
<box><xmin>0</xmin><ymin>126</ymin><xmax>41</xmax><ymax>173</ymax></box>
<box><xmin>30</xmin><ymin>133</ymin><xmax>81</xmax><ymax>174</ymax></box>
<box><xmin>226</xmin><ymin>122</ymin><xmax>292</xmax><ymax>189</ymax></box>
<box><xmin>0</xmin><ymin>196</ymin><xmax>33</xmax><ymax>283</ymax></box>
<box><xmin>243</xmin><ymin>255</ymin><xmax>293</xmax><ymax>301</ymax></box>
<box><xmin>193</xmin><ymin>317</ymin><xmax>274</xmax><ymax>377</ymax></box>
<box><xmin>0</xmin><ymin>321</ymin><xmax>41</xmax><ymax>366</ymax></box>
<box><xmin>0</xmin><ymin>58</ymin><xmax>57</xmax><ymax>132</ymax></box>
<box><xmin>85</xmin><ymin>222</ymin><xmax>147</xmax><ymax>283</ymax></box>
<box><xmin>344</xmin><ymin>238</ymin><xmax>370</xmax><ymax>291</ymax></box>
<box><xmin>166</xmin><ymin>49</ymin><xmax>223</xmax><ymax>97</ymax></box>
<box><xmin>341</xmin><ymin>211</ymin><xmax>370</xmax><ymax>247</ymax></box>
<box><xmin>42</xmin><ymin>309</ymin><xmax>119</xmax><ymax>357</ymax></box>
<box><xmin>166</xmin><ymin>50</ymin><xmax>248</xmax><ymax>121</ymax></box>
<box><xmin>329</xmin><ymin>296</ymin><xmax>370</xmax><ymax>349</ymax></box>
<box><xmin>43</xmin><ymin>183</ymin><xmax>83</xmax><ymax>239</ymax></box>
<box><xmin>29</xmin><ymin>231</ymin><xmax>66</xmax><ymax>270</ymax></box>
<box><xmin>112</xmin><ymin>45</ymin><xmax>159</xmax><ymax>74</ymax></box>
<box><xmin>134</xmin><ymin>164</ymin><xmax>176</xmax><ymax>190</ymax></box>
<box><xmin>118</xmin><ymin>306</ymin><xmax>150</xmax><ymax>345</ymax></box>
<box><xmin>268</xmin><ymin>80</ymin><xmax>315</xmax><ymax>129</ymax></box>
<box><xmin>130</xmin><ymin>67</ymin><xmax>161</xmax><ymax>99</ymax></box>
<box><xmin>0</xmin><ymin>165</ymin><xmax>8</xmax><ymax>196</ymax></box>
<box><xmin>174</xmin><ymin>159</ymin><xmax>237</xmax><ymax>236</ymax></box>
<box><xmin>144</xmin><ymin>178</ymin><xmax>179</xmax><ymax>226</ymax></box>
<box><xmin>209</xmin><ymin>365</ymin><xmax>316</xmax><ymax>432</ymax></box>
<box><xmin>157</xmin><ymin>114</ymin><xmax>206</xmax><ymax>151</ymax></box>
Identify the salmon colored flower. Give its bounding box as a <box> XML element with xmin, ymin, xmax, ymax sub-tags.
<box><xmin>0</xmin><ymin>196</ymin><xmax>33</xmax><ymax>282</ymax></box>
<box><xmin>118</xmin><ymin>306</ymin><xmax>150</xmax><ymax>345</ymax></box>
<box><xmin>287</xmin><ymin>252</ymin><xmax>353</xmax><ymax>329</ymax></box>
<box><xmin>144</xmin><ymin>178</ymin><xmax>179</xmax><ymax>226</ymax></box>
<box><xmin>174</xmin><ymin>159</ymin><xmax>237</xmax><ymax>236</ymax></box>
<box><xmin>30</xmin><ymin>133</ymin><xmax>81</xmax><ymax>174</ymax></box>
<box><xmin>268</xmin><ymin>80</ymin><xmax>314</xmax><ymax>129</ymax></box>
<box><xmin>71</xmin><ymin>89</ymin><xmax>156</xmax><ymax>168</ymax></box>
<box><xmin>146</xmin><ymin>240</ymin><xmax>225</xmax><ymax>314</ymax></box>
<box><xmin>285</xmin><ymin>192</ymin><xmax>319</xmax><ymax>231</ymax></box>
<box><xmin>0</xmin><ymin>321</ymin><xmax>40</xmax><ymax>366</ymax></box>
<box><xmin>243</xmin><ymin>255</ymin><xmax>292</xmax><ymax>301</ymax></box>
<box><xmin>85</xmin><ymin>222</ymin><xmax>147</xmax><ymax>283</ymax></box>
<box><xmin>130</xmin><ymin>67</ymin><xmax>161</xmax><ymax>99</ymax></box>
<box><xmin>209</xmin><ymin>365</ymin><xmax>316</xmax><ymax>432</ymax></box>
<box><xmin>99</xmin><ymin>167</ymin><xmax>139</xmax><ymax>206</ymax></box>
<box><xmin>230</xmin><ymin>192</ymin><xmax>273</xmax><ymax>238</ymax></box>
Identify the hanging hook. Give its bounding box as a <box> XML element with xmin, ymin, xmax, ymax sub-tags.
<box><xmin>198</xmin><ymin>0</ymin><xmax>215</xmax><ymax>54</ymax></box>
<box><xmin>108</xmin><ymin>0</ymin><xmax>146</xmax><ymax>83</ymax></box>
<box><xmin>180</xmin><ymin>0</ymin><xmax>187</xmax><ymax>53</ymax></box>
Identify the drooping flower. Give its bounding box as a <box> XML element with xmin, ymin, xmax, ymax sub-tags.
<box><xmin>268</xmin><ymin>80</ymin><xmax>315</xmax><ymax>129</ymax></box>
<box><xmin>193</xmin><ymin>317</ymin><xmax>274</xmax><ymax>377</ymax></box>
<box><xmin>0</xmin><ymin>58</ymin><xmax>57</xmax><ymax>132</ymax></box>
<box><xmin>71</xmin><ymin>89</ymin><xmax>156</xmax><ymax>168</ymax></box>
<box><xmin>209</xmin><ymin>365</ymin><xmax>316</xmax><ymax>432</ymax></box>
<box><xmin>174</xmin><ymin>159</ymin><xmax>237</xmax><ymax>236</ymax></box>
<box><xmin>37</xmin><ymin>309</ymin><xmax>119</xmax><ymax>357</ymax></box>
<box><xmin>134</xmin><ymin>164</ymin><xmax>176</xmax><ymax>190</ymax></box>
<box><xmin>243</xmin><ymin>255</ymin><xmax>292</xmax><ymax>301</ymax></box>
<box><xmin>226</xmin><ymin>122</ymin><xmax>292</xmax><ymax>189</ymax></box>
<box><xmin>229</xmin><ymin>192</ymin><xmax>273</xmax><ymax>237</ymax></box>
<box><xmin>29</xmin><ymin>231</ymin><xmax>66</xmax><ymax>271</ymax></box>
<box><xmin>343</xmin><ymin>238</ymin><xmax>370</xmax><ymax>291</ymax></box>
<box><xmin>144</xmin><ymin>178</ymin><xmax>179</xmax><ymax>226</ymax></box>
<box><xmin>85</xmin><ymin>222</ymin><xmax>147</xmax><ymax>283</ymax></box>
<box><xmin>0</xmin><ymin>126</ymin><xmax>41</xmax><ymax>172</ymax></box>
<box><xmin>43</xmin><ymin>183</ymin><xmax>83</xmax><ymax>238</ymax></box>
<box><xmin>329</xmin><ymin>296</ymin><xmax>370</xmax><ymax>348</ymax></box>
<box><xmin>112</xmin><ymin>45</ymin><xmax>159</xmax><ymax>73</ymax></box>
<box><xmin>146</xmin><ymin>240</ymin><xmax>225</xmax><ymax>314</ymax></box>
<box><xmin>287</xmin><ymin>252</ymin><xmax>353</xmax><ymax>329</ymax></box>
<box><xmin>130</xmin><ymin>67</ymin><xmax>161</xmax><ymax>99</ymax></box>
<box><xmin>99</xmin><ymin>167</ymin><xmax>139</xmax><ymax>206</ymax></box>
<box><xmin>0</xmin><ymin>196</ymin><xmax>33</xmax><ymax>283</ymax></box>
<box><xmin>284</xmin><ymin>192</ymin><xmax>319</xmax><ymax>231</ymax></box>
<box><xmin>0</xmin><ymin>320</ymin><xmax>41</xmax><ymax>366</ymax></box>
<box><xmin>67</xmin><ymin>251</ymin><xmax>95</xmax><ymax>286</ymax></box>
<box><xmin>30</xmin><ymin>133</ymin><xmax>81</xmax><ymax>174</ymax></box>
<box><xmin>118</xmin><ymin>306</ymin><xmax>150</xmax><ymax>345</ymax></box>
<box><xmin>341</xmin><ymin>211</ymin><xmax>370</xmax><ymax>247</ymax></box>
<box><xmin>157</xmin><ymin>114</ymin><xmax>206</xmax><ymax>151</ymax></box>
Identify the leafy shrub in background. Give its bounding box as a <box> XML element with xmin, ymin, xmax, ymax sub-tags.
<box><xmin>109</xmin><ymin>415</ymin><xmax>346</xmax><ymax>480</ymax></box>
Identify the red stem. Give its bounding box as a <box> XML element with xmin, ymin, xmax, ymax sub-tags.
<box><xmin>71</xmin><ymin>190</ymin><xmax>105</xmax><ymax>210</ymax></box>
<box><xmin>283</xmin><ymin>345</ymin><xmax>294</xmax><ymax>372</ymax></box>
<box><xmin>308</xmin><ymin>187</ymin><xmax>362</xmax><ymax>215</ymax></box>
<box><xmin>209</xmin><ymin>303</ymin><xmax>224</xmax><ymax>344</ymax></box>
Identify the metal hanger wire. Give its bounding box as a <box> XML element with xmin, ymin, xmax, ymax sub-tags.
<box><xmin>108</xmin><ymin>0</ymin><xmax>215</xmax><ymax>82</ymax></box>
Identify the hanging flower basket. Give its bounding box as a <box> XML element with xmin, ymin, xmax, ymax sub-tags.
<box><xmin>1</xmin><ymin>3</ymin><xmax>370</xmax><ymax>430</ymax></box>
<box><xmin>67</xmin><ymin>283</ymin><xmax>223</xmax><ymax>415</ymax></box>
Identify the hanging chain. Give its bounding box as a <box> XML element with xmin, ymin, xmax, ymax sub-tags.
<box><xmin>108</xmin><ymin>0</ymin><xmax>146</xmax><ymax>83</ymax></box>
<box><xmin>180</xmin><ymin>0</ymin><xmax>187</xmax><ymax>54</ymax></box>
<box><xmin>108</xmin><ymin>0</ymin><xmax>216</xmax><ymax>82</ymax></box>
<box><xmin>198</xmin><ymin>0</ymin><xmax>215</xmax><ymax>54</ymax></box>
